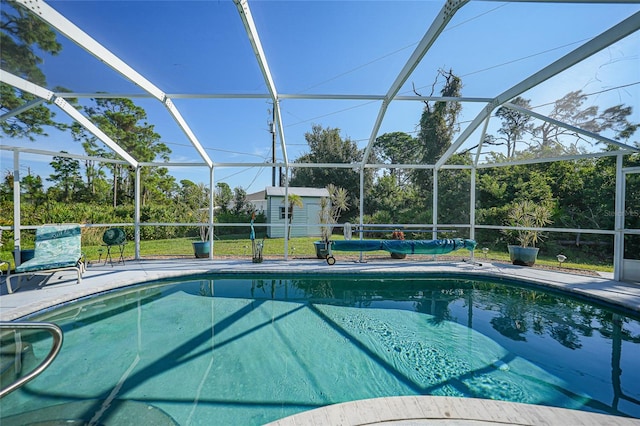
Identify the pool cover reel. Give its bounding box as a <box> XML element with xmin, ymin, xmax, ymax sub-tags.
<box><xmin>331</xmin><ymin>238</ymin><xmax>477</xmax><ymax>255</ymax></box>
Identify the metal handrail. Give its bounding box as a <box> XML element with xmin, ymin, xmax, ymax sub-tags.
<box><xmin>0</xmin><ymin>322</ymin><xmax>63</xmax><ymax>398</ymax></box>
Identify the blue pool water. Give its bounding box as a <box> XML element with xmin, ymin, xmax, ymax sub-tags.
<box><xmin>2</xmin><ymin>275</ymin><xmax>640</xmax><ymax>425</ymax></box>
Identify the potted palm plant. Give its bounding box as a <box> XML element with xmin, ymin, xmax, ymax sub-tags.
<box><xmin>192</xmin><ymin>207</ymin><xmax>211</xmax><ymax>258</ymax></box>
<box><xmin>505</xmin><ymin>200</ymin><xmax>552</xmax><ymax>266</ymax></box>
<box><xmin>315</xmin><ymin>184</ymin><xmax>349</xmax><ymax>258</ymax></box>
<box><xmin>189</xmin><ymin>183</ymin><xmax>212</xmax><ymax>258</ymax></box>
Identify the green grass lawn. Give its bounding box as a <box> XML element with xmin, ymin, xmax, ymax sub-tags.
<box><xmin>473</xmin><ymin>248</ymin><xmax>613</xmax><ymax>273</ymax></box>
<box><xmin>0</xmin><ymin>235</ymin><xmax>613</xmax><ymax>273</ymax></box>
<box><xmin>0</xmin><ymin>236</ymin><xmax>323</xmax><ymax>269</ymax></box>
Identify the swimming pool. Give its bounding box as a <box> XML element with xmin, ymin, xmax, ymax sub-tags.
<box><xmin>2</xmin><ymin>274</ymin><xmax>640</xmax><ymax>425</ymax></box>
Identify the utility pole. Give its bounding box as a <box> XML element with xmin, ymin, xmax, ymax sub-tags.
<box><xmin>269</xmin><ymin>105</ymin><xmax>276</xmax><ymax>187</ymax></box>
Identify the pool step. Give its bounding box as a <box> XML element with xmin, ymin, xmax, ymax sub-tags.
<box><xmin>0</xmin><ymin>334</ymin><xmax>34</xmax><ymax>388</ymax></box>
<box><xmin>1</xmin><ymin>400</ymin><xmax>179</xmax><ymax>425</ymax></box>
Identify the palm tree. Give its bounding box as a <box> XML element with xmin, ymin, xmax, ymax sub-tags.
<box><xmin>283</xmin><ymin>193</ymin><xmax>303</xmax><ymax>241</ymax></box>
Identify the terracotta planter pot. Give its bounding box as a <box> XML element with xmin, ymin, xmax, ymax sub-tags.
<box><xmin>390</xmin><ymin>232</ymin><xmax>406</xmax><ymax>259</ymax></box>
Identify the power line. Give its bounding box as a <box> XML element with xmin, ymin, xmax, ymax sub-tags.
<box><xmin>285</xmin><ymin>99</ymin><xmax>379</xmax><ymax>129</ymax></box>
<box><xmin>161</xmin><ymin>140</ymin><xmax>267</xmax><ymax>160</ymax></box>
<box><xmin>531</xmin><ymin>81</ymin><xmax>640</xmax><ymax>109</ymax></box>
<box><xmin>296</xmin><ymin>4</ymin><xmax>509</xmax><ymax>94</ymax></box>
<box><xmin>245</xmin><ymin>166</ymin><xmax>265</xmax><ymax>191</ymax></box>
<box><xmin>459</xmin><ymin>39</ymin><xmax>591</xmax><ymax>79</ymax></box>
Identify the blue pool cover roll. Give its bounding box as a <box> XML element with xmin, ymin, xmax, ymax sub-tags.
<box><xmin>331</xmin><ymin>240</ymin><xmax>384</xmax><ymax>252</ymax></box>
<box><xmin>331</xmin><ymin>238</ymin><xmax>476</xmax><ymax>254</ymax></box>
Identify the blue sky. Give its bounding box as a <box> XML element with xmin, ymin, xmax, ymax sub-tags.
<box><xmin>2</xmin><ymin>0</ymin><xmax>639</xmax><ymax>193</ymax></box>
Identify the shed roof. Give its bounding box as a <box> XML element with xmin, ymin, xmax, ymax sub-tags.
<box><xmin>265</xmin><ymin>187</ymin><xmax>329</xmax><ymax>198</ymax></box>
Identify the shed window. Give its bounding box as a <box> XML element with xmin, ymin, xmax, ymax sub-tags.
<box><xmin>280</xmin><ymin>207</ymin><xmax>292</xmax><ymax>220</ymax></box>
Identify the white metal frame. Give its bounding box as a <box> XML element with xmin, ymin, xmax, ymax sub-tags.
<box><xmin>1</xmin><ymin>0</ymin><xmax>639</xmax><ymax>279</ymax></box>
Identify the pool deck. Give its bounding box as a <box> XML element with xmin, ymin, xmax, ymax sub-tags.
<box><xmin>1</xmin><ymin>256</ymin><xmax>640</xmax><ymax>425</ymax></box>
<box><xmin>1</xmin><ymin>256</ymin><xmax>639</xmax><ymax>321</ymax></box>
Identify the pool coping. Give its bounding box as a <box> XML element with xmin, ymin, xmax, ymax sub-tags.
<box><xmin>264</xmin><ymin>395</ymin><xmax>640</xmax><ymax>425</ymax></box>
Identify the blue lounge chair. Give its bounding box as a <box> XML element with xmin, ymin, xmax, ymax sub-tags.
<box><xmin>6</xmin><ymin>224</ymin><xmax>85</xmax><ymax>294</ymax></box>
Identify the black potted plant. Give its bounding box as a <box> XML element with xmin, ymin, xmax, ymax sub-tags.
<box><xmin>505</xmin><ymin>200</ymin><xmax>552</xmax><ymax>266</ymax></box>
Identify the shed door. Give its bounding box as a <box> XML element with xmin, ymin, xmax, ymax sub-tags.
<box><xmin>306</xmin><ymin>202</ymin><xmax>321</xmax><ymax>237</ymax></box>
